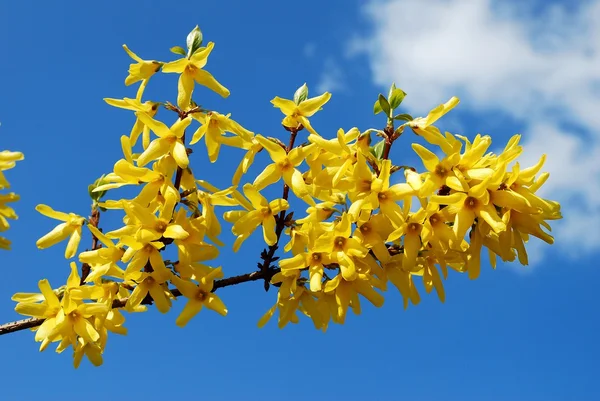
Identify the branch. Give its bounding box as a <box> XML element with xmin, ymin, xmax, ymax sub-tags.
<box><xmin>382</xmin><ymin>125</ymin><xmax>395</xmax><ymax>160</ymax></box>
<box><xmin>256</xmin><ymin>127</ymin><xmax>299</xmax><ymax>290</ymax></box>
<box><xmin>0</xmin><ymin>268</ymin><xmax>274</xmax><ymax>336</ymax></box>
<box><xmin>80</xmin><ymin>207</ymin><xmax>101</xmax><ymax>284</ymax></box>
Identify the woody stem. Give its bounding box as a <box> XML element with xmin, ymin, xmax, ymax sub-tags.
<box><xmin>256</xmin><ymin>127</ymin><xmax>299</xmax><ymax>290</ymax></box>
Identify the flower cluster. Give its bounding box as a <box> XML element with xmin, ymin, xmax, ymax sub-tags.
<box><xmin>10</xmin><ymin>26</ymin><xmax>561</xmax><ymax>367</ymax></box>
<box><xmin>0</xmin><ymin>149</ymin><xmax>24</xmax><ymax>249</ymax></box>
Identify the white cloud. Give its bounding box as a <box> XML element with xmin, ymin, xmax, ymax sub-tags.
<box><xmin>303</xmin><ymin>42</ymin><xmax>316</xmax><ymax>58</ymax></box>
<box><xmin>316</xmin><ymin>58</ymin><xmax>346</xmax><ymax>94</ymax></box>
<box><xmin>353</xmin><ymin>0</ymin><xmax>600</xmax><ymax>262</ymax></box>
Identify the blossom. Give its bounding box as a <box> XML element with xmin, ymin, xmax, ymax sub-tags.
<box><xmin>122</xmin><ymin>45</ymin><xmax>163</xmax><ymax>100</ymax></box>
<box><xmin>35</xmin><ymin>205</ymin><xmax>85</xmax><ymax>259</ymax></box>
<box><xmin>161</xmin><ymin>42</ymin><xmax>229</xmax><ymax>108</ymax></box>
<box><xmin>190</xmin><ymin>111</ymin><xmax>254</xmax><ymax>163</ymax></box>
<box><xmin>225</xmin><ymin>184</ymin><xmax>289</xmax><ymax>251</ymax></box>
<box><xmin>271</xmin><ymin>91</ymin><xmax>331</xmax><ymax>136</ymax></box>
<box><xmin>252</xmin><ymin>135</ymin><xmax>315</xmax><ymax>205</ymax></box>
<box><xmin>135</xmin><ymin>112</ymin><xmax>192</xmax><ymax>169</ymax></box>
<box><xmin>170</xmin><ymin>267</ymin><xmax>227</xmax><ymax>327</ymax></box>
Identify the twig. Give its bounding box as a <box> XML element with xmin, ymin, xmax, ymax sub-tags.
<box><xmin>0</xmin><ymin>268</ymin><xmax>273</xmax><ymax>336</ymax></box>
<box><xmin>80</xmin><ymin>207</ymin><xmax>102</xmax><ymax>285</ymax></box>
<box><xmin>381</xmin><ymin>125</ymin><xmax>395</xmax><ymax>160</ymax></box>
<box><xmin>257</xmin><ymin>127</ymin><xmax>299</xmax><ymax>291</ymax></box>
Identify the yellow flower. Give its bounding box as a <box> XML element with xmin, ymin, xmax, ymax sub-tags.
<box><xmin>218</xmin><ymin>136</ymin><xmax>263</xmax><ymax>186</ymax></box>
<box><xmin>323</xmin><ymin>273</ymin><xmax>384</xmax><ymax>324</ymax></box>
<box><xmin>431</xmin><ymin>178</ymin><xmax>506</xmax><ymax>241</ymax></box>
<box><xmin>307</xmin><ymin>127</ymin><xmax>361</xmax><ymax>188</ymax></box>
<box><xmin>271</xmin><ymin>92</ymin><xmax>331</xmax><ymax>135</ymax></box>
<box><xmin>122</xmin><ymin>45</ymin><xmax>163</xmax><ymax>100</ymax></box>
<box><xmin>196</xmin><ymin>180</ymin><xmax>240</xmax><ymax>246</ymax></box>
<box><xmin>280</xmin><ymin>224</ymin><xmax>333</xmax><ymax>292</ymax></box>
<box><xmin>354</xmin><ymin>212</ymin><xmax>395</xmax><ymax>264</ymax></box>
<box><xmin>96</xmin><ymin>154</ymin><xmax>178</xmax><ymax>207</ymax></box>
<box><xmin>78</xmin><ymin>224</ymin><xmax>125</xmax><ymax>283</ymax></box>
<box><xmin>172</xmin><ymin>211</ymin><xmax>219</xmax><ymax>266</ymax></box>
<box><xmin>348</xmin><ymin>158</ymin><xmax>414</xmax><ymax>226</ymax></box>
<box><xmin>73</xmin><ymin>337</ymin><xmax>103</xmax><ymax>368</ymax></box>
<box><xmin>252</xmin><ymin>135</ymin><xmax>315</xmax><ymax>205</ymax></box>
<box><xmin>226</xmin><ymin>184</ymin><xmax>289</xmax><ymax>251</ymax></box>
<box><xmin>190</xmin><ymin>111</ymin><xmax>254</xmax><ymax>163</ymax></box>
<box><xmin>259</xmin><ymin>271</ymin><xmax>325</xmax><ymax>330</ymax></box>
<box><xmin>103</xmin><ymin>97</ymin><xmax>159</xmax><ymax>148</ymax></box>
<box><xmin>387</xmin><ymin>208</ymin><xmax>429</xmax><ymax>273</ymax></box>
<box><xmin>382</xmin><ymin>254</ymin><xmax>421</xmax><ymax>309</ymax></box>
<box><xmin>0</xmin><ymin>150</ymin><xmax>24</xmax><ymax>189</ymax></box>
<box><xmin>170</xmin><ymin>267</ymin><xmax>227</xmax><ymax>327</ymax></box>
<box><xmin>411</xmin><ymin>143</ymin><xmax>463</xmax><ymax>197</ymax></box>
<box><xmin>162</xmin><ymin>42</ymin><xmax>230</xmax><ymax>108</ymax></box>
<box><xmin>0</xmin><ymin>192</ymin><xmax>19</xmax><ymax>231</ymax></box>
<box><xmin>313</xmin><ymin>213</ymin><xmax>368</xmax><ymax>281</ymax></box>
<box><xmin>126</xmin><ymin>271</ymin><xmax>173</xmax><ymax>313</ymax></box>
<box><xmin>13</xmin><ymin>278</ymin><xmax>61</xmax><ymax>319</ymax></box>
<box><xmin>135</xmin><ymin>113</ymin><xmax>192</xmax><ymax>169</ymax></box>
<box><xmin>408</xmin><ymin>97</ymin><xmax>460</xmax><ymax>154</ymax></box>
<box><xmin>35</xmin><ymin>205</ymin><xmax>85</xmax><ymax>259</ymax></box>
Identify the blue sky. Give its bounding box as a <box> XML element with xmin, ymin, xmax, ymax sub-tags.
<box><xmin>0</xmin><ymin>0</ymin><xmax>599</xmax><ymax>400</ymax></box>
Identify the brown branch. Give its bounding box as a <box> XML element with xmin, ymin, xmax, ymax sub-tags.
<box><xmin>80</xmin><ymin>207</ymin><xmax>102</xmax><ymax>285</ymax></box>
<box><xmin>0</xmin><ymin>268</ymin><xmax>273</xmax><ymax>336</ymax></box>
<box><xmin>381</xmin><ymin>125</ymin><xmax>395</xmax><ymax>160</ymax></box>
<box><xmin>257</xmin><ymin>127</ymin><xmax>299</xmax><ymax>291</ymax></box>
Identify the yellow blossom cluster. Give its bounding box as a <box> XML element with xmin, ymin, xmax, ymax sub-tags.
<box><xmin>0</xmin><ymin>149</ymin><xmax>24</xmax><ymax>249</ymax></box>
<box><xmin>10</xmin><ymin>26</ymin><xmax>561</xmax><ymax>367</ymax></box>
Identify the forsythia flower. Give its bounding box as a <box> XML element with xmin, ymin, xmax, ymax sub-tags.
<box><xmin>253</xmin><ymin>135</ymin><xmax>316</xmax><ymax>205</ymax></box>
<box><xmin>35</xmin><ymin>205</ymin><xmax>85</xmax><ymax>259</ymax></box>
<box><xmin>135</xmin><ymin>112</ymin><xmax>192</xmax><ymax>168</ymax></box>
<box><xmin>122</xmin><ymin>45</ymin><xmax>163</xmax><ymax>100</ymax></box>
<box><xmin>103</xmin><ymin>97</ymin><xmax>160</xmax><ymax>149</ymax></box>
<box><xmin>190</xmin><ymin>111</ymin><xmax>254</xmax><ymax>163</ymax></box>
<box><xmin>224</xmin><ymin>184</ymin><xmax>289</xmax><ymax>251</ymax></box>
<box><xmin>171</xmin><ymin>266</ymin><xmax>227</xmax><ymax>327</ymax></box>
<box><xmin>162</xmin><ymin>42</ymin><xmax>230</xmax><ymax>108</ymax></box>
<box><xmin>0</xmin><ymin>149</ymin><xmax>23</xmax><ymax>249</ymax></box>
<box><xmin>271</xmin><ymin>92</ymin><xmax>331</xmax><ymax>136</ymax></box>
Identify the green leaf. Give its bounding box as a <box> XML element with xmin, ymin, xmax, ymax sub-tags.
<box><xmin>393</xmin><ymin>113</ymin><xmax>413</xmax><ymax>122</ymax></box>
<box><xmin>294</xmin><ymin>83</ymin><xmax>309</xmax><ymax>105</ymax></box>
<box><xmin>388</xmin><ymin>83</ymin><xmax>397</xmax><ymax>101</ymax></box>
<box><xmin>186</xmin><ymin>25</ymin><xmax>203</xmax><ymax>57</ymax></box>
<box><xmin>389</xmin><ymin>88</ymin><xmax>407</xmax><ymax>110</ymax></box>
<box><xmin>88</xmin><ymin>175</ymin><xmax>107</xmax><ymax>203</ymax></box>
<box><xmin>373</xmin><ymin>99</ymin><xmax>383</xmax><ymax>115</ymax></box>
<box><xmin>371</xmin><ymin>139</ymin><xmax>386</xmax><ymax>160</ymax></box>
<box><xmin>170</xmin><ymin>46</ymin><xmax>187</xmax><ymax>56</ymax></box>
<box><xmin>378</xmin><ymin>94</ymin><xmax>391</xmax><ymax>117</ymax></box>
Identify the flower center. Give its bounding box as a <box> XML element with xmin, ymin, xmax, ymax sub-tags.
<box><xmin>464</xmin><ymin>196</ymin><xmax>479</xmax><ymax>210</ymax></box>
<box><xmin>407</xmin><ymin>222</ymin><xmax>421</xmax><ymax>234</ymax></box>
<box><xmin>154</xmin><ymin>220</ymin><xmax>168</xmax><ymax>233</ymax></box>
<box><xmin>334</xmin><ymin>236</ymin><xmax>346</xmax><ymax>250</ymax></box>
<box><xmin>434</xmin><ymin>164</ymin><xmax>448</xmax><ymax>178</ymax></box>
<box><xmin>359</xmin><ymin>179</ymin><xmax>372</xmax><ymax>192</ymax></box>
<box><xmin>278</xmin><ymin>159</ymin><xmax>292</xmax><ymax>170</ymax></box>
<box><xmin>195</xmin><ymin>289</ymin><xmax>208</xmax><ymax>301</ymax></box>
<box><xmin>185</xmin><ymin>64</ymin><xmax>199</xmax><ymax>75</ymax></box>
